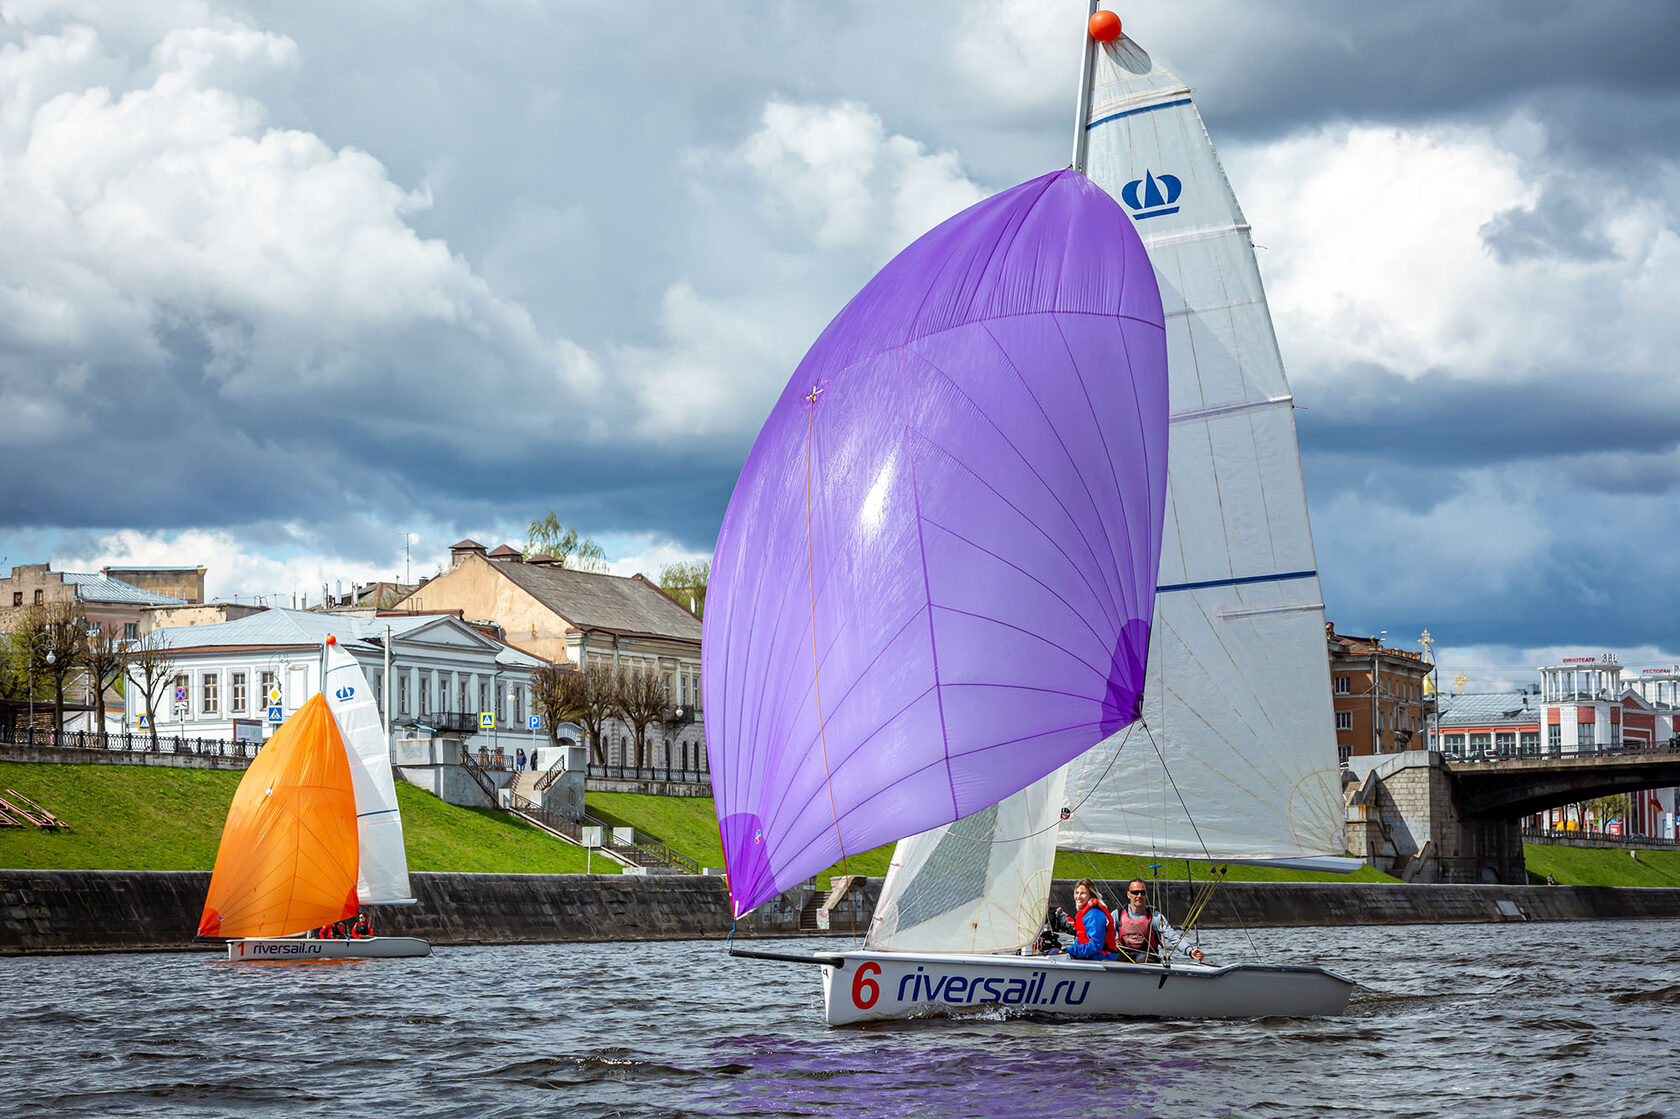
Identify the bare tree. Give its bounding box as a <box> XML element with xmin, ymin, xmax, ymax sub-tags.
<box><xmin>616</xmin><ymin>665</ymin><xmax>670</xmax><ymax>769</ymax></box>
<box><xmin>83</xmin><ymin>624</ymin><xmax>130</xmax><ymax>735</ymax></box>
<box><xmin>126</xmin><ymin>629</ymin><xmax>178</xmax><ymax>747</ymax></box>
<box><xmin>530</xmin><ymin>663</ymin><xmax>589</xmax><ymax>757</ymax></box>
<box><xmin>21</xmin><ymin>603</ymin><xmax>85</xmax><ymax>733</ymax></box>
<box><xmin>530</xmin><ymin>660</ymin><xmax>620</xmax><ymax>765</ymax></box>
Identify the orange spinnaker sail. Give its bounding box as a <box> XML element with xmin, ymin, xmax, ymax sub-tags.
<box><xmin>198</xmin><ymin>693</ymin><xmax>360</xmax><ymax>938</ymax></box>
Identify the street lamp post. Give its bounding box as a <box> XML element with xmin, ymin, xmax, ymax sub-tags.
<box><xmin>1371</xmin><ymin>631</ymin><xmax>1386</xmax><ymax>754</ymax></box>
<box><xmin>26</xmin><ymin>633</ymin><xmax>56</xmax><ymax>740</ymax></box>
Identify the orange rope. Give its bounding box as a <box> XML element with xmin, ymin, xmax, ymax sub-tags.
<box><xmin>805</xmin><ymin>387</ymin><xmax>850</xmax><ymax>885</ymax></box>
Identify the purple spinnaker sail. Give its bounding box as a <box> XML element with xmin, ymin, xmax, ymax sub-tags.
<box><xmin>704</xmin><ymin>169</ymin><xmax>1168</xmax><ymax>916</ymax></box>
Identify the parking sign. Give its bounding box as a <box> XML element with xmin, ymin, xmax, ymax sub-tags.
<box><xmin>528</xmin><ymin>715</ymin><xmax>541</xmax><ymax>731</ymax></box>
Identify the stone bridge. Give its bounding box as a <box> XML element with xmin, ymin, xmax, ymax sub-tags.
<box><xmin>1346</xmin><ymin>748</ymin><xmax>1680</xmax><ymax>885</ymax></box>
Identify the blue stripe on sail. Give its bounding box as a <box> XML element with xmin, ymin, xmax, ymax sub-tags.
<box><xmin>356</xmin><ymin>808</ymin><xmax>401</xmax><ymax>819</ymax></box>
<box><xmin>1086</xmin><ymin>97</ymin><xmax>1193</xmax><ymax>131</ymax></box>
<box><xmin>1157</xmin><ymin>570</ymin><xmax>1317</xmax><ymax>594</ymax></box>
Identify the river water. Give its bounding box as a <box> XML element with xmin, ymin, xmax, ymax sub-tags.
<box><xmin>5</xmin><ymin>919</ymin><xmax>1679</xmax><ymax>1118</ymax></box>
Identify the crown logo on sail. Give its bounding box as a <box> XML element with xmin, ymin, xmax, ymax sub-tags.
<box><xmin>1120</xmin><ymin>170</ymin><xmax>1181</xmax><ymax>220</ymax></box>
<box><xmin>335</xmin><ymin>686</ymin><xmax>354</xmax><ymax>701</ymax></box>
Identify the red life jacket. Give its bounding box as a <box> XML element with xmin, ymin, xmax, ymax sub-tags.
<box><xmin>1115</xmin><ymin>905</ymin><xmax>1159</xmax><ymax>954</ymax></box>
<box><xmin>1073</xmin><ymin>898</ymin><xmax>1119</xmax><ymax>954</ymax></box>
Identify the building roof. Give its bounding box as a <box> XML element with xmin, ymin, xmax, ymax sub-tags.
<box><xmin>151</xmin><ymin>608</ymin><xmax>461</xmax><ymax>653</ymax></box>
<box><xmin>1434</xmin><ymin>691</ymin><xmax>1539</xmax><ymax>729</ymax></box>
<box><xmin>62</xmin><ymin>572</ymin><xmax>186</xmax><ymax>607</ymax></box>
<box><xmin>492</xmin><ymin>561</ymin><xmax>701</xmax><ymax>641</ymax></box>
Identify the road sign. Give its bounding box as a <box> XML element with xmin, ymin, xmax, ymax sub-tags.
<box><xmin>479</xmin><ymin>712</ymin><xmax>495</xmax><ymax>730</ymax></box>
<box><xmin>137</xmin><ymin>714</ymin><xmax>151</xmax><ymax>731</ymax></box>
<box><xmin>527</xmin><ymin>715</ymin><xmax>541</xmax><ymax>731</ymax></box>
<box><xmin>173</xmin><ymin>686</ymin><xmax>188</xmax><ymax>704</ymax></box>
<box><xmin>268</xmin><ymin>687</ymin><xmax>282</xmax><ymax>705</ymax></box>
<box><xmin>267</xmin><ymin>705</ymin><xmax>284</xmax><ymax>724</ymax></box>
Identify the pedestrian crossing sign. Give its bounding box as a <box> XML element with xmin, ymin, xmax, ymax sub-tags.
<box><xmin>479</xmin><ymin>712</ymin><xmax>495</xmax><ymax>730</ymax></box>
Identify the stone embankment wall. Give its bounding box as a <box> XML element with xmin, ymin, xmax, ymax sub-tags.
<box><xmin>7</xmin><ymin>873</ymin><xmax>1680</xmax><ymax>955</ymax></box>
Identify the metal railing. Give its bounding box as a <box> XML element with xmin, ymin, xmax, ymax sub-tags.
<box><xmin>1522</xmin><ymin>826</ymin><xmax>1680</xmax><ymax>848</ymax></box>
<box><xmin>458</xmin><ymin>748</ymin><xmax>499</xmax><ymax>804</ymax></box>
<box><xmin>398</xmin><ymin>711</ymin><xmax>481</xmax><ymax>735</ymax></box>
<box><xmin>586</xmin><ymin>763</ymin><xmax>710</xmax><ymax>786</ymax></box>
<box><xmin>535</xmin><ymin>755</ymin><xmax>568</xmax><ymax>794</ymax></box>
<box><xmin>508</xmin><ymin>792</ymin><xmax>585</xmax><ymax>844</ymax></box>
<box><xmin>1443</xmin><ymin>739</ymin><xmax>1680</xmax><ymax>763</ymax></box>
<box><xmin>0</xmin><ymin>723</ymin><xmax>260</xmax><ymax>764</ymax></box>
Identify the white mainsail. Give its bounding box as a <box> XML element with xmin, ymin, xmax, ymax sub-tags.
<box><xmin>867</xmin><ymin>26</ymin><xmax>1345</xmax><ymax>952</ymax></box>
<box><xmin>324</xmin><ymin>638</ymin><xmax>415</xmax><ymax>905</ymax></box>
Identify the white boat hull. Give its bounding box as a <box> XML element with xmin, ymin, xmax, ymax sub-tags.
<box><xmin>225</xmin><ymin>936</ymin><xmax>431</xmax><ymax>961</ymax></box>
<box><xmin>819</xmin><ymin>950</ymin><xmax>1353</xmax><ymax>1026</ymax></box>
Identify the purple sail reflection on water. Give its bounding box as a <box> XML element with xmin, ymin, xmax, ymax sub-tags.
<box><xmin>704</xmin><ymin>169</ymin><xmax>1168</xmax><ymax>916</ymax></box>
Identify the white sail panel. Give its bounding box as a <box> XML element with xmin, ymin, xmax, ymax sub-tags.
<box><xmin>324</xmin><ymin>640</ymin><xmax>414</xmax><ymax>904</ymax></box>
<box><xmin>867</xmin><ymin>768</ymin><xmax>1066</xmax><ymax>955</ymax></box>
<box><xmin>1058</xmin><ymin>33</ymin><xmax>1344</xmax><ymax>860</ymax></box>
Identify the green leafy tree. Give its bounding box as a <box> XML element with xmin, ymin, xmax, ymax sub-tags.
<box><xmin>657</xmin><ymin>559</ymin><xmax>710</xmax><ymax>619</ymax></box>
<box><xmin>525</xmin><ymin>511</ymin><xmax>608</xmax><ymax>572</ymax></box>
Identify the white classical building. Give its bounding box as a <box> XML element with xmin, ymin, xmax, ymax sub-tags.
<box><xmin>124</xmin><ymin>609</ymin><xmax>551</xmax><ymax>760</ymax></box>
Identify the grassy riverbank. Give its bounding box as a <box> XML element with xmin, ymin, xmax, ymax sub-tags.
<box><xmin>0</xmin><ymin>762</ymin><xmax>612</xmax><ymax>874</ymax></box>
<box><xmin>9</xmin><ymin>763</ymin><xmax>1678</xmax><ymax>889</ymax></box>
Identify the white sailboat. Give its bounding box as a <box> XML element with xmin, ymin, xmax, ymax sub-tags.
<box><xmin>202</xmin><ymin>636</ymin><xmax>429</xmax><ymax>961</ymax></box>
<box><xmin>823</xmin><ymin>6</ymin><xmax>1354</xmax><ymax>1025</ymax></box>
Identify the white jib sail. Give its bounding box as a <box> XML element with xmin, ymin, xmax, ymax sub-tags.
<box><xmin>325</xmin><ymin>639</ymin><xmax>414</xmax><ymax>904</ymax></box>
<box><xmin>866</xmin><ymin>767</ymin><xmax>1066</xmax><ymax>954</ymax></box>
<box><xmin>1060</xmin><ymin>32</ymin><xmax>1345</xmax><ymax>862</ymax></box>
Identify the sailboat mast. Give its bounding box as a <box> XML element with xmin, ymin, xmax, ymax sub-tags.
<box><xmin>1071</xmin><ymin>0</ymin><xmax>1100</xmax><ymax>173</ymax></box>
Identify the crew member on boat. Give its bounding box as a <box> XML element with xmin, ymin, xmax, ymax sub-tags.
<box><xmin>1055</xmin><ymin>878</ymin><xmax>1118</xmax><ymax>961</ymax></box>
<box><xmin>1116</xmin><ymin>879</ymin><xmax>1203</xmax><ymax>963</ymax></box>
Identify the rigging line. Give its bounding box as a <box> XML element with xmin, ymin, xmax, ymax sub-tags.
<box><xmin>803</xmin><ymin>386</ymin><xmax>851</xmax><ymax>901</ymax></box>
<box><xmin>1140</xmin><ymin>719</ymin><xmax>1262</xmax><ymax>963</ymax></box>
<box><xmin>938</xmin><ymin>723</ymin><xmax>1140</xmax><ymax>847</ymax></box>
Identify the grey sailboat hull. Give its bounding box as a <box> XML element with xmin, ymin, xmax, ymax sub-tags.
<box><xmin>820</xmin><ymin>949</ymin><xmax>1352</xmax><ymax>1026</ymax></box>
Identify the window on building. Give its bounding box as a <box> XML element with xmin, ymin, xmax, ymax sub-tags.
<box><xmin>1335</xmin><ymin>711</ymin><xmax>1352</xmax><ymax>731</ymax></box>
<box><xmin>1337</xmin><ymin>744</ymin><xmax>1352</xmax><ymax>765</ymax></box>
<box><xmin>34</xmin><ymin>589</ymin><xmax>43</xmax><ymax>604</ymax></box>
<box><xmin>373</xmin><ymin>669</ymin><xmax>382</xmax><ymax>707</ymax></box>
<box><xmin>1496</xmin><ymin>732</ymin><xmax>1515</xmax><ymax>756</ymax></box>
<box><xmin>1444</xmin><ymin>734</ymin><xmax>1465</xmax><ymax>755</ymax></box>
<box><xmin>124</xmin><ymin>622</ymin><xmax>138</xmax><ymax>640</ymax></box>
<box><xmin>513</xmin><ymin>686</ymin><xmax>523</xmax><ymax>726</ymax></box>
<box><xmin>260</xmin><ymin>671</ymin><xmax>277</xmax><ymax>709</ymax></box>
<box><xmin>201</xmin><ymin>673</ymin><xmax>219</xmax><ymax>715</ymax></box>
<box><xmin>479</xmin><ymin>682</ymin><xmax>489</xmax><ymax>714</ymax></box>
<box><xmin>1548</xmin><ymin>723</ymin><xmax>1561</xmax><ymax>751</ymax></box>
<box><xmin>231</xmin><ymin>672</ymin><xmax>246</xmax><ymax>713</ymax></box>
<box><xmin>459</xmin><ymin>678</ymin><xmax>469</xmax><ymax>714</ymax></box>
<box><xmin>419</xmin><ymin>672</ymin><xmax>430</xmax><ymax>716</ymax></box>
<box><xmin>497</xmin><ymin>684</ymin><xmax>506</xmax><ymax>719</ymax></box>
<box><xmin>399</xmin><ymin>675</ymin><xmax>409</xmax><ymax>715</ymax></box>
<box><xmin>1470</xmin><ymin>733</ymin><xmax>1491</xmax><ymax>755</ymax></box>
<box><xmin>12</xmin><ymin>592</ymin><xmax>21</xmax><ymax>606</ymax></box>
<box><xmin>1334</xmin><ymin>675</ymin><xmax>1349</xmax><ymax>695</ymax></box>
<box><xmin>1520</xmin><ymin>731</ymin><xmax>1540</xmax><ymax>755</ymax></box>
<box><xmin>1579</xmin><ymin>723</ymin><xmax>1595</xmax><ymax>749</ymax></box>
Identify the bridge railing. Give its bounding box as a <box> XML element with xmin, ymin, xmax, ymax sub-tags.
<box><xmin>1443</xmin><ymin>739</ymin><xmax>1680</xmax><ymax>763</ymax></box>
<box><xmin>1522</xmin><ymin>826</ymin><xmax>1680</xmax><ymax>848</ymax></box>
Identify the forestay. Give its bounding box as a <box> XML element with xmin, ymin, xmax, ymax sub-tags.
<box><xmin>704</xmin><ymin>170</ymin><xmax>1169</xmax><ymax>916</ymax></box>
<box><xmin>325</xmin><ymin>639</ymin><xmax>414</xmax><ymax>904</ymax></box>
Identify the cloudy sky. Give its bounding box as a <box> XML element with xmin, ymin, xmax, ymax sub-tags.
<box><xmin>3</xmin><ymin>0</ymin><xmax>1678</xmax><ymax>689</ymax></box>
